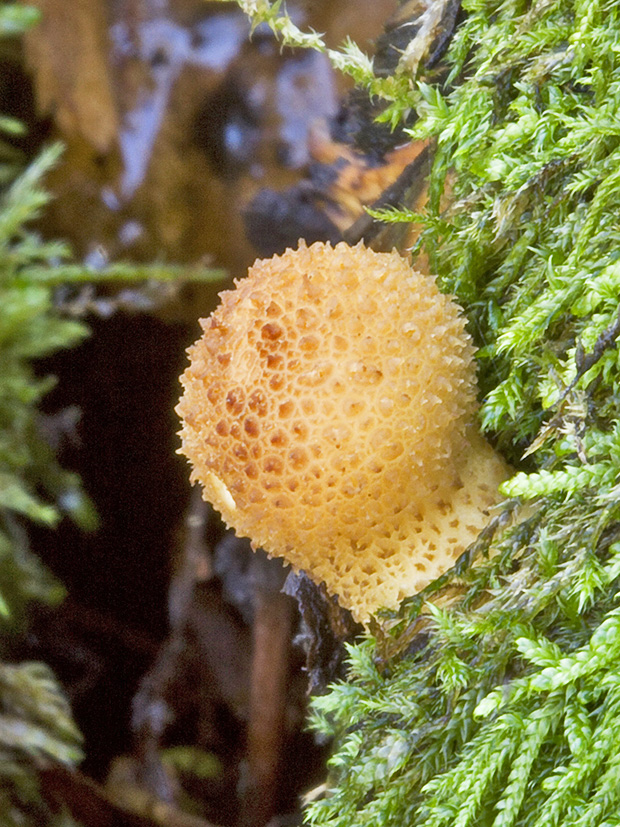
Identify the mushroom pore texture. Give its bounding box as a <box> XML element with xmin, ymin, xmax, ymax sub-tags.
<box><xmin>177</xmin><ymin>241</ymin><xmax>509</xmax><ymax>623</ymax></box>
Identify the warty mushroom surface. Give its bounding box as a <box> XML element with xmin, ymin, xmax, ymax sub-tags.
<box><xmin>176</xmin><ymin>240</ymin><xmax>509</xmax><ymax>624</ymax></box>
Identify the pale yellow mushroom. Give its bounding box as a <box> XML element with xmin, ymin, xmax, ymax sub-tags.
<box><xmin>176</xmin><ymin>241</ymin><xmax>509</xmax><ymax>624</ymax></box>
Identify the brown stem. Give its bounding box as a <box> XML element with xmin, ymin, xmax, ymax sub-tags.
<box><xmin>239</xmin><ymin>589</ymin><xmax>295</xmax><ymax>827</ymax></box>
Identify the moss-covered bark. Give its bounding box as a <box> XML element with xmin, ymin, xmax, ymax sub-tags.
<box><xmin>227</xmin><ymin>1</ymin><xmax>620</xmax><ymax>825</ymax></box>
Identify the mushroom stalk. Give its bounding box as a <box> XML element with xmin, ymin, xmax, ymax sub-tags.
<box><xmin>177</xmin><ymin>241</ymin><xmax>509</xmax><ymax>624</ymax></box>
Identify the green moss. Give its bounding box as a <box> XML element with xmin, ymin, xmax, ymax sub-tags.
<box><xmin>0</xmin><ymin>6</ymin><xmax>225</xmax><ymax>822</ymax></box>
<box><xmin>225</xmin><ymin>1</ymin><xmax>620</xmax><ymax>825</ymax></box>
<box><xmin>0</xmin><ymin>139</ymin><xmax>224</xmax><ymax>630</ymax></box>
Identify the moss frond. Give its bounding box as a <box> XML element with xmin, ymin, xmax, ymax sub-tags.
<box><xmin>223</xmin><ymin>1</ymin><xmax>620</xmax><ymax>825</ymax></box>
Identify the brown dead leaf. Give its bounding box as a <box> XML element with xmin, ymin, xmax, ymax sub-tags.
<box><xmin>309</xmin><ymin>128</ymin><xmax>429</xmax><ymax>230</ymax></box>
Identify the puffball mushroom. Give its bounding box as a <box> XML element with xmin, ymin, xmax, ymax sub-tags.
<box><xmin>177</xmin><ymin>241</ymin><xmax>509</xmax><ymax>624</ymax></box>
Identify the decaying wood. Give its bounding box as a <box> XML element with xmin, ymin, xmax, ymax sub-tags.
<box><xmin>389</xmin><ymin>0</ymin><xmax>462</xmax><ymax>75</ymax></box>
<box><xmin>283</xmin><ymin>571</ymin><xmax>361</xmax><ymax>695</ymax></box>
<box><xmin>131</xmin><ymin>489</ymin><xmax>251</xmax><ymax>807</ymax></box>
<box><xmin>40</xmin><ymin>764</ymin><xmax>222</xmax><ymax>827</ymax></box>
<box><xmin>239</xmin><ymin>588</ymin><xmax>295</xmax><ymax>827</ymax></box>
<box><xmin>24</xmin><ymin>0</ymin><xmax>119</xmax><ymax>153</ymax></box>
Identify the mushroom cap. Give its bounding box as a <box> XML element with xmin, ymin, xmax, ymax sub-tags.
<box><xmin>177</xmin><ymin>241</ymin><xmax>506</xmax><ymax>622</ymax></box>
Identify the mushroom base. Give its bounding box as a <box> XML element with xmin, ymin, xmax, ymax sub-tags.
<box><xmin>298</xmin><ymin>431</ymin><xmax>511</xmax><ymax>624</ymax></box>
